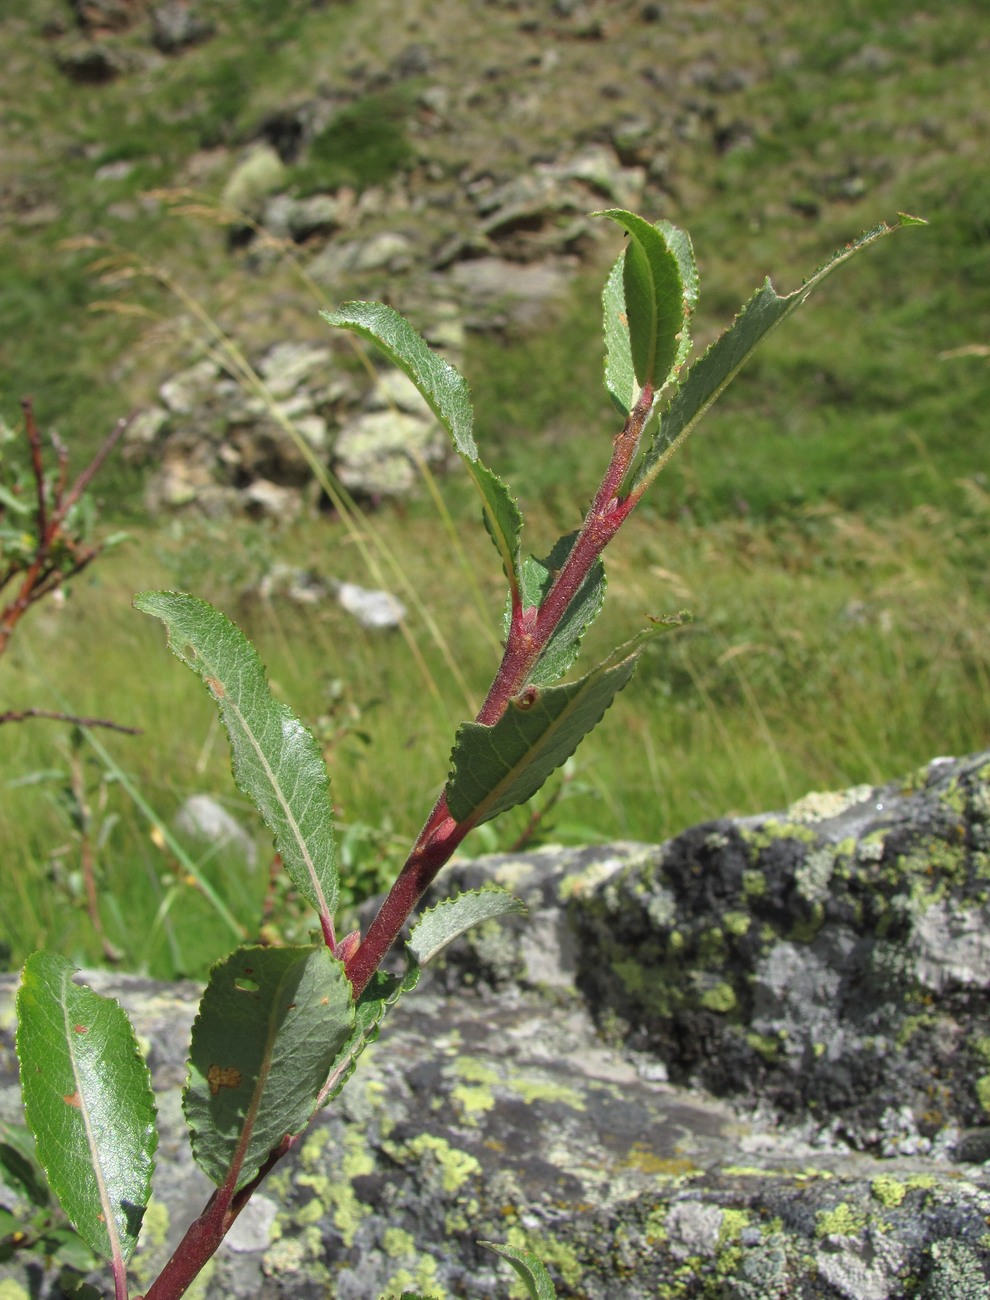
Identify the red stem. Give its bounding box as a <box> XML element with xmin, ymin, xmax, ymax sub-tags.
<box><xmin>143</xmin><ymin>386</ymin><xmax>657</xmax><ymax>1295</ymax></box>
<box><xmin>345</xmin><ymin>385</ymin><xmax>654</xmax><ymax>998</ymax></box>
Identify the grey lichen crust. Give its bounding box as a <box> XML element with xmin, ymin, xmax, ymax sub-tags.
<box><xmin>0</xmin><ymin>752</ymin><xmax>989</xmax><ymax>1298</ymax></box>
<box><xmin>571</xmin><ymin>750</ymin><xmax>990</xmax><ymax>1159</ymax></box>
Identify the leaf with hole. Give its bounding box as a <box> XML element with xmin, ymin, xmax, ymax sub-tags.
<box><xmin>184</xmin><ymin>945</ymin><xmax>353</xmax><ymax>1190</ymax></box>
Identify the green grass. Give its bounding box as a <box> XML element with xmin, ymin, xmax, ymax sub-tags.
<box><xmin>1</xmin><ymin>0</ymin><xmax>989</xmax><ymax>977</ymax></box>
<box><xmin>2</xmin><ymin>483</ymin><xmax>987</xmax><ymax>978</ymax></box>
<box><xmin>290</xmin><ymin>91</ymin><xmax>416</xmax><ymax>197</ymax></box>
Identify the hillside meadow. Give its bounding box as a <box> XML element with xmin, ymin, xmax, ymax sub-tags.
<box><xmin>1</xmin><ymin>0</ymin><xmax>987</xmax><ymax>976</ymax></box>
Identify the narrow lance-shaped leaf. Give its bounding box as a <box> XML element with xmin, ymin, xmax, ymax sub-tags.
<box><xmin>16</xmin><ymin>953</ymin><xmax>157</xmax><ymax>1265</ymax></box>
<box><xmin>595</xmin><ymin>210</ymin><xmax>693</xmax><ymax>396</ymax></box>
<box><xmin>474</xmin><ymin>459</ymin><xmax>523</xmax><ymax>588</ymax></box>
<box><xmin>185</xmin><ymin>946</ymin><xmax>353</xmax><ymax>1190</ymax></box>
<box><xmin>480</xmin><ymin>1241</ymin><xmax>558</xmax><ymax>1300</ymax></box>
<box><xmin>445</xmin><ymin>643</ymin><xmax>642</xmax><ymax>828</ymax></box>
<box><xmin>408</xmin><ymin>888</ymin><xmax>527</xmax><ymax>965</ymax></box>
<box><xmin>512</xmin><ymin>532</ymin><xmax>607</xmax><ymax>687</ymax></box>
<box><xmin>135</xmin><ymin>591</ymin><xmax>338</xmax><ymax>928</ymax></box>
<box><xmin>633</xmin><ymin>215</ymin><xmax>924</xmax><ymax>494</ymax></box>
<box><xmin>323</xmin><ymin>301</ymin><xmax>523</xmax><ymax>598</ymax></box>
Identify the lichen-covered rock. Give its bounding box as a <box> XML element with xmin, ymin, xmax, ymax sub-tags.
<box><xmin>2</xmin><ymin>754</ymin><xmax>989</xmax><ymax>1298</ymax></box>
<box><xmin>570</xmin><ymin>750</ymin><xmax>990</xmax><ymax>1156</ymax></box>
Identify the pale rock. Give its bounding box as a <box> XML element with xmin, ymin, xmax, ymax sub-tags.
<box><xmin>175</xmin><ymin>794</ymin><xmax>256</xmax><ymax>868</ymax></box>
<box><xmin>333</xmin><ymin>581</ymin><xmax>406</xmax><ymax>630</ymax></box>
<box><xmin>158</xmin><ymin>359</ymin><xmax>218</xmax><ymax>415</ymax></box>
<box><xmin>257</xmin><ymin>341</ymin><xmax>333</xmax><ymax>400</ymax></box>
<box><xmin>333</xmin><ymin>408</ymin><xmax>446</xmax><ymax>497</ymax></box>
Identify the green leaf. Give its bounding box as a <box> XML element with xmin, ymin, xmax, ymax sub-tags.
<box><xmin>321</xmin><ymin>301</ymin><xmax>476</xmax><ymax>458</ymax></box>
<box><xmin>185</xmin><ymin>945</ymin><xmax>353</xmax><ymax>1190</ymax></box>
<box><xmin>445</xmin><ymin>644</ymin><xmax>640</xmax><ymax>828</ymax></box>
<box><xmin>15</xmin><ymin>953</ymin><xmax>157</xmax><ymax>1265</ymax></box>
<box><xmin>36</xmin><ymin>1225</ymin><xmax>98</xmax><ymax>1274</ymax></box>
<box><xmin>474</xmin><ymin>459</ymin><xmax>523</xmax><ymax>586</ymax></box>
<box><xmin>480</xmin><ymin>1241</ymin><xmax>558</xmax><ymax>1299</ymax></box>
<box><xmin>323</xmin><ymin>302</ymin><xmax>522</xmax><ymax>595</ymax></box>
<box><xmin>0</xmin><ymin>1121</ymin><xmax>50</xmax><ymax>1208</ymax></box>
<box><xmin>135</xmin><ymin>591</ymin><xmax>338</xmax><ymax>926</ymax></box>
<box><xmin>513</xmin><ymin>533</ymin><xmax>606</xmax><ymax>686</ymax></box>
<box><xmin>633</xmin><ymin>216</ymin><xmax>917</xmax><ymax>494</ymax></box>
<box><xmin>408</xmin><ymin>888</ymin><xmax>526</xmax><ymax>965</ymax></box>
<box><xmin>321</xmin><ymin>964</ymin><xmax>421</xmax><ymax>1106</ymax></box>
<box><xmin>595</xmin><ymin>210</ymin><xmax>694</xmax><ymax>395</ymax></box>
<box><xmin>602</xmin><ymin>254</ymin><xmax>636</xmax><ymax>415</ymax></box>
<box><xmin>0</xmin><ymin>483</ymin><xmax>30</xmax><ymax>514</ymax></box>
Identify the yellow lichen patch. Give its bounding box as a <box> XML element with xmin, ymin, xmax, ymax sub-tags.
<box><xmin>699</xmin><ymin>982</ymin><xmax>737</xmax><ymax>1013</ymax></box>
<box><xmin>871</xmin><ymin>1175</ymin><xmax>908</xmax><ymax>1208</ymax></box>
<box><xmin>505</xmin><ymin>1073</ymin><xmax>585</xmax><ymax>1110</ymax></box>
<box><xmin>404</xmin><ymin>1133</ymin><xmax>481</xmax><ymax>1192</ymax></box>
<box><xmin>453</xmin><ymin>1082</ymin><xmax>496</xmax><ymax>1116</ymax></box>
<box><xmin>977</xmin><ymin>1075</ymin><xmax>990</xmax><ymax>1115</ymax></box>
<box><xmin>815</xmin><ymin>1201</ymin><xmax>867</xmax><ymax>1238</ymax></box>
<box><xmin>620</xmin><ymin>1146</ymin><xmax>699</xmax><ymax>1179</ymax></box>
<box><xmin>723</xmin><ymin>911</ymin><xmax>752</xmax><ymax>937</ymax></box>
<box><xmin>450</xmin><ymin>1055</ymin><xmax>498</xmax><ymax>1117</ymax></box>
<box><xmin>296</xmin><ymin>1170</ymin><xmax>368</xmax><ymax>1248</ymax></box>
<box><xmin>718</xmin><ymin>1208</ymin><xmax>751</xmax><ymax>1242</ymax></box>
<box><xmin>505</xmin><ymin>1226</ymin><xmax>582</xmax><ymax>1295</ymax></box>
<box><xmin>383</xmin><ymin>1256</ymin><xmax>444</xmax><ymax>1300</ymax></box>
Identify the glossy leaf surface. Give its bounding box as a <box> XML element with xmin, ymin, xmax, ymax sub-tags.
<box><xmin>16</xmin><ymin>953</ymin><xmax>156</xmax><ymax>1264</ymax></box>
<box><xmin>596</xmin><ymin>210</ymin><xmax>692</xmax><ymax>395</ymax></box>
<box><xmin>634</xmin><ymin>217</ymin><xmax>917</xmax><ymax>493</ymax></box>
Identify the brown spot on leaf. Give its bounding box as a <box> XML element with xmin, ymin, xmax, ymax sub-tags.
<box><xmin>208</xmin><ymin>1064</ymin><xmax>242</xmax><ymax>1096</ymax></box>
<box><xmin>204</xmin><ymin>675</ymin><xmax>225</xmax><ymax>698</ymax></box>
<box><xmin>63</xmin><ymin>1091</ymin><xmax>82</xmax><ymax>1108</ymax></box>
